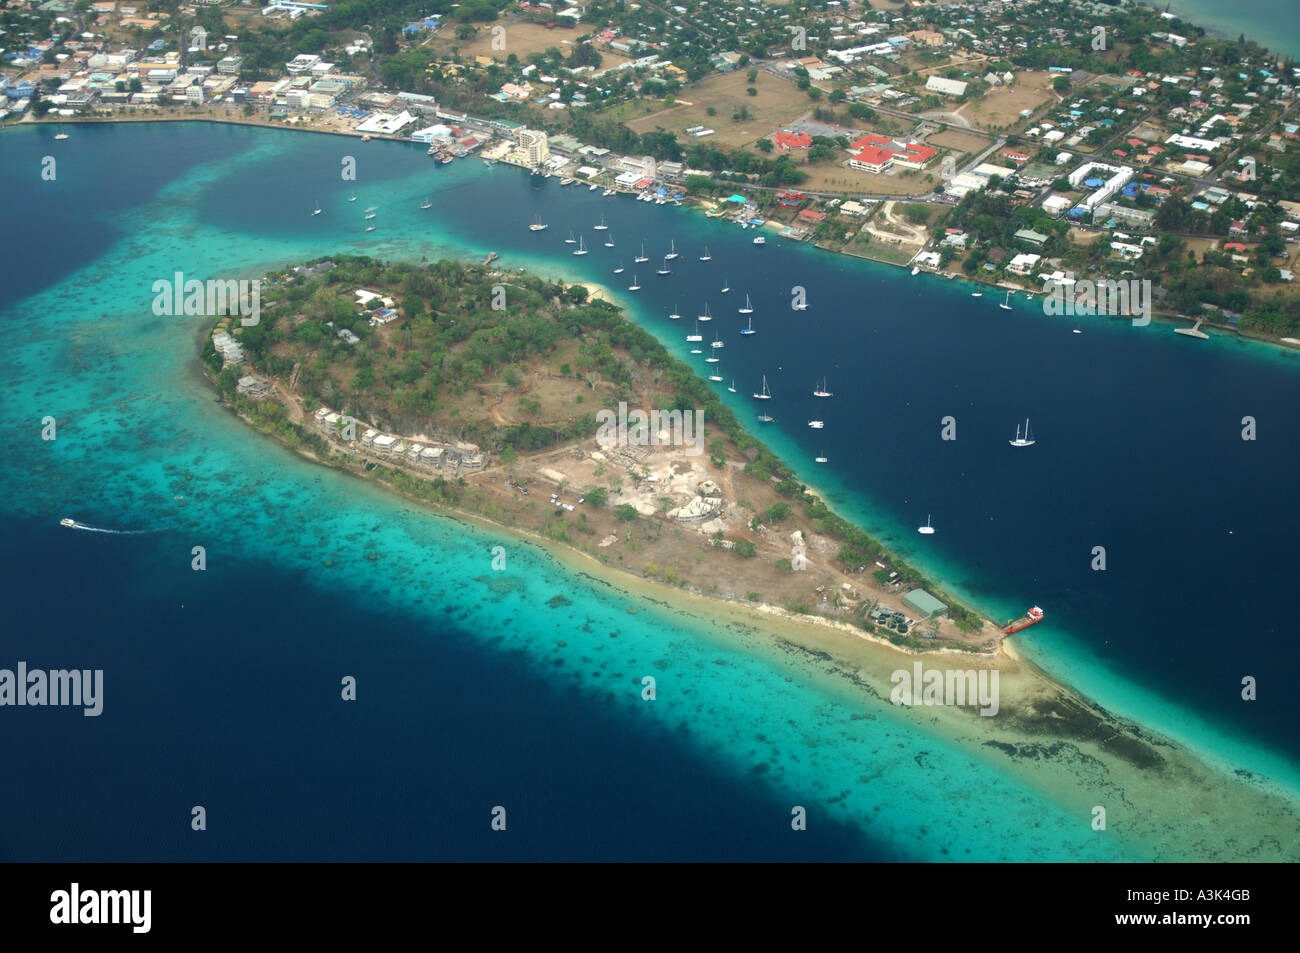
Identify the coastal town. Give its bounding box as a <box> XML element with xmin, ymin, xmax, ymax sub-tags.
<box><xmin>5</xmin><ymin>0</ymin><xmax>1300</xmax><ymax>337</ymax></box>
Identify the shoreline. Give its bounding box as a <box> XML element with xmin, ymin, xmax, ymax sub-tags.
<box><xmin>213</xmin><ymin>375</ymin><xmax>1300</xmax><ymax>860</ymax></box>
<box><xmin>14</xmin><ymin>113</ymin><xmax>1300</xmax><ymax>355</ymax></box>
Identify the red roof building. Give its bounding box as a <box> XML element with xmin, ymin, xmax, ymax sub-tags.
<box><xmin>797</xmin><ymin>208</ymin><xmax>826</xmax><ymax>223</ymax></box>
<box><xmin>772</xmin><ymin>131</ymin><xmax>813</xmax><ymax>151</ymax></box>
<box><xmin>846</xmin><ymin>134</ymin><xmax>937</xmax><ymax>173</ymax></box>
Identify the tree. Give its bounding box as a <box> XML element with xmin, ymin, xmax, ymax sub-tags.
<box><xmin>756</xmin><ymin>137</ymin><xmax>774</xmax><ymax>153</ymax></box>
<box><xmin>614</xmin><ymin>503</ymin><xmax>638</xmax><ymax>522</ymax></box>
<box><xmin>585</xmin><ymin>486</ymin><xmax>609</xmax><ymax>507</ymax></box>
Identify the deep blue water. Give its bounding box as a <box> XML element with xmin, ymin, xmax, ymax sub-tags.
<box><xmin>1</xmin><ymin>122</ymin><xmax>1296</xmax><ymax>861</ymax></box>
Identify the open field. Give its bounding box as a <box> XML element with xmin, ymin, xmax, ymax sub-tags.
<box><xmin>954</xmin><ymin>70</ymin><xmax>1058</xmax><ymax>130</ymax></box>
<box><xmin>626</xmin><ymin>70</ymin><xmax>812</xmax><ymax>150</ymax></box>
<box><xmin>431</xmin><ymin>18</ymin><xmax>632</xmax><ymax>69</ymax></box>
<box><xmin>926</xmin><ymin>127</ymin><xmax>990</xmax><ymax>156</ymax></box>
<box><xmin>796</xmin><ymin>162</ymin><xmax>937</xmax><ymax>195</ymax></box>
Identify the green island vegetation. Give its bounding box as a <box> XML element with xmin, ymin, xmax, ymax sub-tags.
<box><xmin>204</xmin><ymin>254</ymin><xmax>987</xmax><ymax>648</ymax></box>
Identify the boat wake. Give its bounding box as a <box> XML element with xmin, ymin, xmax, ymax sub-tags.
<box><xmin>62</xmin><ymin>520</ymin><xmax>159</xmax><ymax>535</ymax></box>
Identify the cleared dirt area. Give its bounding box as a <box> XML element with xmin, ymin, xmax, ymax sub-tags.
<box><xmin>954</xmin><ymin>70</ymin><xmax>1058</xmax><ymax>131</ymax></box>
<box><xmin>927</xmin><ymin>127</ymin><xmax>992</xmax><ymax>155</ymax></box>
<box><xmin>626</xmin><ymin>70</ymin><xmax>812</xmax><ymax>150</ymax></box>
<box><xmin>431</xmin><ymin>18</ymin><xmax>632</xmax><ymax>69</ymax></box>
<box><xmin>798</xmin><ymin>162</ymin><xmax>937</xmax><ymax>195</ymax></box>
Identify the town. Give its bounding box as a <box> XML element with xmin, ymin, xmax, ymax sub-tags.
<box><xmin>5</xmin><ymin>0</ymin><xmax>1300</xmax><ymax>336</ymax></box>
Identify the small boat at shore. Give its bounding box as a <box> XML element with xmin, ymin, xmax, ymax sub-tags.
<box><xmin>911</xmin><ymin>266</ymin><xmax>920</xmax><ymax>276</ymax></box>
<box><xmin>1004</xmin><ymin>606</ymin><xmax>1045</xmax><ymax>635</ymax></box>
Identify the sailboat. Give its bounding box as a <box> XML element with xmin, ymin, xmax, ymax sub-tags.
<box><xmin>999</xmin><ymin>290</ymin><xmax>1012</xmax><ymax>311</ymax></box>
<box><xmin>628</xmin><ymin>273</ymin><xmax>641</xmax><ymax>291</ymax></box>
<box><xmin>727</xmin><ymin>379</ymin><xmax>737</xmax><ymax>393</ymax></box>
<box><xmin>665</xmin><ymin>239</ymin><xmax>679</xmax><ymax>261</ymax></box>
<box><xmin>657</xmin><ymin>257</ymin><xmax>671</xmax><ymax>275</ymax></box>
<box><xmin>364</xmin><ymin>206</ymin><xmax>377</xmax><ymax>213</ymax></box>
<box><xmin>720</xmin><ymin>276</ymin><xmax>731</xmax><ymax>293</ymax></box>
<box><xmin>918</xmin><ymin>514</ymin><xmax>936</xmax><ymax>535</ymax></box>
<box><xmin>565</xmin><ymin>230</ymin><xmax>576</xmax><ymax>244</ymax></box>
<box><xmin>347</xmin><ymin>194</ymin><xmax>358</xmax><ymax>203</ymax></box>
<box><xmin>312</xmin><ymin>201</ymin><xmax>322</xmax><ymax>216</ymax></box>
<box><xmin>738</xmin><ymin>294</ymin><xmax>754</xmax><ymax>315</ymax></box>
<box><xmin>753</xmin><ymin>375</ymin><xmax>772</xmax><ymax>400</ymax></box>
<box><xmin>808</xmin><ymin>419</ymin><xmax>824</xmax><ymax>429</ymax></box>
<box><xmin>573</xmin><ymin>235</ymin><xmax>588</xmax><ymax>255</ymax></box>
<box><xmin>686</xmin><ymin>323</ymin><xmax>703</xmax><ymax>342</ymax></box>
<box><xmin>699</xmin><ymin>246</ymin><xmax>712</xmax><ymax>261</ymax></box>
<box><xmin>613</xmin><ymin>261</ymin><xmax>625</xmax><ymax>274</ymax></box>
<box><xmin>363</xmin><ymin>212</ymin><xmax>376</xmax><ymax>220</ymax></box>
<box><xmin>740</xmin><ymin>315</ymin><xmax>755</xmax><ymax>335</ymax></box>
<box><xmin>813</xmin><ymin>377</ymin><xmax>833</xmax><ymax>398</ymax></box>
<box><xmin>758</xmin><ymin>410</ymin><xmax>775</xmax><ymax>423</ymax></box>
<box><xmin>698</xmin><ymin>302</ymin><xmax>713</xmax><ymax>322</ymax></box>
<box><xmin>971</xmin><ymin>291</ymin><xmax>982</xmax><ymax>297</ymax></box>
<box><xmin>528</xmin><ymin>215</ymin><xmax>548</xmax><ymax>232</ymax></box>
<box><xmin>710</xmin><ymin>331</ymin><xmax>724</xmax><ymax>350</ymax></box>
<box><xmin>668</xmin><ymin>303</ymin><xmax>682</xmax><ymax>320</ymax></box>
<box><xmin>604</xmin><ymin>232</ymin><xmax>615</xmax><ymax>247</ymax></box>
<box><xmin>708</xmin><ymin>365</ymin><xmax>725</xmax><ymax>382</ymax></box>
<box><xmin>634</xmin><ymin>241</ymin><xmax>649</xmax><ymax>264</ymax></box>
<box><xmin>814</xmin><ymin>451</ymin><xmax>827</xmax><ymax>463</ymax></box>
<box><xmin>1009</xmin><ymin>419</ymin><xmax>1036</xmax><ymax>447</ymax></box>
<box><xmin>420</xmin><ymin>198</ymin><xmax>433</xmax><ymax>209</ymax></box>
<box><xmin>594</xmin><ymin>214</ymin><xmax>608</xmax><ymax>231</ymax></box>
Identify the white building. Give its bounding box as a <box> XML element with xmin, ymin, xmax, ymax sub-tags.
<box><xmin>925</xmin><ymin>75</ymin><xmax>968</xmax><ymax>97</ymax></box>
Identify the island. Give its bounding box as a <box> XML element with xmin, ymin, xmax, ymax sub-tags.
<box><xmin>203</xmin><ymin>252</ymin><xmax>1300</xmax><ymax>861</ymax></box>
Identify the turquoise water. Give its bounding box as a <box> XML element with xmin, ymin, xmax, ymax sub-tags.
<box><xmin>1148</xmin><ymin>0</ymin><xmax>1300</xmax><ymax>61</ymax></box>
<box><xmin>1</xmin><ymin>122</ymin><xmax>1295</xmax><ymax>860</ymax></box>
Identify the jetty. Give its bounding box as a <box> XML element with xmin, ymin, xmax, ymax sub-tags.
<box><xmin>483</xmin><ymin>251</ymin><xmax>499</xmax><ymax>266</ymax></box>
<box><xmin>1175</xmin><ymin>318</ymin><xmax>1209</xmax><ymax>340</ymax></box>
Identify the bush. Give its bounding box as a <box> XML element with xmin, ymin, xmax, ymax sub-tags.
<box><xmin>614</xmin><ymin>503</ymin><xmax>638</xmax><ymax>522</ymax></box>
<box><xmin>733</xmin><ymin>540</ymin><xmax>757</xmax><ymax>557</ymax></box>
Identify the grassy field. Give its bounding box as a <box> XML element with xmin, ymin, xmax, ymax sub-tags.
<box><xmin>796</xmin><ymin>162</ymin><xmax>938</xmax><ymax>195</ymax></box>
<box><xmin>431</xmin><ymin>18</ymin><xmax>632</xmax><ymax>69</ymax></box>
<box><xmin>927</xmin><ymin>127</ymin><xmax>991</xmax><ymax>155</ymax></box>
<box><xmin>954</xmin><ymin>71</ymin><xmax>1058</xmax><ymax>130</ymax></box>
<box><xmin>626</xmin><ymin>70</ymin><xmax>813</xmax><ymax>150</ymax></box>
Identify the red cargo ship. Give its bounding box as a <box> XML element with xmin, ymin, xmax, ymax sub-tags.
<box><xmin>1003</xmin><ymin>606</ymin><xmax>1045</xmax><ymax>635</ymax></box>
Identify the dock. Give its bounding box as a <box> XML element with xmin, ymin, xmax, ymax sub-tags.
<box><xmin>1174</xmin><ymin>317</ymin><xmax>1209</xmax><ymax>339</ymax></box>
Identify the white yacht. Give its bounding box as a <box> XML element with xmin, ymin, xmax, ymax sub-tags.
<box><xmin>1009</xmin><ymin>419</ymin><xmax>1036</xmax><ymax>447</ymax></box>
<box><xmin>918</xmin><ymin>514</ymin><xmax>935</xmax><ymax>535</ymax></box>
<box><xmin>738</xmin><ymin>294</ymin><xmax>753</xmax><ymax>315</ymax></box>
